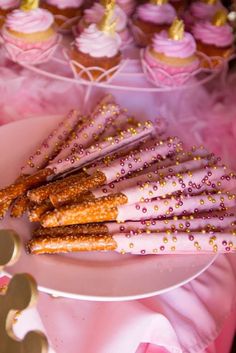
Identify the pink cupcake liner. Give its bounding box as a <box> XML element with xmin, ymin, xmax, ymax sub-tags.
<box><xmin>1</xmin><ymin>27</ymin><xmax>61</xmax><ymax>64</ymax></box>
<box><xmin>141</xmin><ymin>48</ymin><xmax>201</xmax><ymax>87</ymax></box>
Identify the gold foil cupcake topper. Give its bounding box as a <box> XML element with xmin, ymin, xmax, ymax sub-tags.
<box><xmin>98</xmin><ymin>0</ymin><xmax>117</xmax><ymax>35</ymax></box>
<box><xmin>20</xmin><ymin>0</ymin><xmax>39</xmax><ymax>11</ymax></box>
<box><xmin>212</xmin><ymin>9</ymin><xmax>228</xmax><ymax>26</ymax></box>
<box><xmin>201</xmin><ymin>0</ymin><xmax>217</xmax><ymax>5</ymax></box>
<box><xmin>150</xmin><ymin>0</ymin><xmax>168</xmax><ymax>5</ymax></box>
<box><xmin>168</xmin><ymin>18</ymin><xmax>184</xmax><ymax>40</ymax></box>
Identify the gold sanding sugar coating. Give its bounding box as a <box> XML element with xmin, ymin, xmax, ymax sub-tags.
<box><xmin>27</xmin><ymin>234</ymin><xmax>117</xmax><ymax>254</ymax></box>
<box><xmin>28</xmin><ymin>171</ymin><xmax>87</xmax><ymax>204</ymax></box>
<box><xmin>41</xmin><ymin>200</ymin><xmax>119</xmax><ymax>227</ymax></box>
<box><xmin>28</xmin><ymin>200</ymin><xmax>53</xmax><ymax>222</ymax></box>
<box><xmin>0</xmin><ymin>200</ymin><xmax>12</xmax><ymax>219</ymax></box>
<box><xmin>50</xmin><ymin>171</ymin><xmax>107</xmax><ymax>207</ymax></box>
<box><xmin>10</xmin><ymin>194</ymin><xmax>29</xmax><ymax>218</ymax></box>
<box><xmin>33</xmin><ymin>223</ymin><xmax>109</xmax><ymax>237</ymax></box>
<box><xmin>0</xmin><ymin>167</ymin><xmax>54</xmax><ymax>204</ymax></box>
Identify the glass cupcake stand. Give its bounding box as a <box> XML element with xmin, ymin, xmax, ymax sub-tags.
<box><xmin>8</xmin><ymin>34</ymin><xmax>232</xmax><ymax>120</ymax></box>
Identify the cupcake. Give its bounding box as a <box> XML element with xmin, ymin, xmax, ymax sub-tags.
<box><xmin>142</xmin><ymin>19</ymin><xmax>200</xmax><ymax>86</ymax></box>
<box><xmin>183</xmin><ymin>0</ymin><xmax>224</xmax><ymax>30</ymax></box>
<box><xmin>192</xmin><ymin>10</ymin><xmax>234</xmax><ymax>66</ymax></box>
<box><xmin>71</xmin><ymin>2</ymin><xmax>122</xmax><ymax>81</ymax></box>
<box><xmin>1</xmin><ymin>0</ymin><xmax>61</xmax><ymax>64</ymax></box>
<box><xmin>131</xmin><ymin>0</ymin><xmax>176</xmax><ymax>47</ymax></box>
<box><xmin>42</xmin><ymin>0</ymin><xmax>83</xmax><ymax>31</ymax></box>
<box><xmin>0</xmin><ymin>0</ymin><xmax>19</xmax><ymax>27</ymax></box>
<box><xmin>77</xmin><ymin>0</ymin><xmax>131</xmax><ymax>45</ymax></box>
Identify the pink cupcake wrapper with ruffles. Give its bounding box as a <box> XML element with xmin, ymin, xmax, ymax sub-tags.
<box><xmin>142</xmin><ymin>48</ymin><xmax>200</xmax><ymax>86</ymax></box>
<box><xmin>1</xmin><ymin>26</ymin><xmax>61</xmax><ymax>64</ymax></box>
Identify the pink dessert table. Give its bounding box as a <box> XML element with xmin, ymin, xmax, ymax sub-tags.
<box><xmin>0</xmin><ymin>55</ymin><xmax>235</xmax><ymax>353</ymax></box>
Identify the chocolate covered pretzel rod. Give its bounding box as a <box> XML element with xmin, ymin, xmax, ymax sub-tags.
<box><xmin>49</xmin><ymin>120</ymin><xmax>156</xmax><ymax>177</ymax></box>
<box><xmin>50</xmin><ymin>100</ymin><xmax>121</xmax><ymax>164</ymax></box>
<box><xmin>27</xmin><ymin>231</ymin><xmax>236</xmax><ymax>255</ymax></box>
<box><xmin>20</xmin><ymin>110</ymin><xmax>82</xmax><ymax>175</ymax></box>
<box><xmin>50</xmin><ymin>137</ymin><xmax>182</xmax><ymax>207</ymax></box>
<box><xmin>93</xmin><ymin>160</ymin><xmax>229</xmax><ymax>201</ymax></box>
<box><xmin>43</xmin><ymin>193</ymin><xmax>128</xmax><ymax>227</ymax></box>
<box><xmin>41</xmin><ymin>192</ymin><xmax>236</xmax><ymax>227</ymax></box>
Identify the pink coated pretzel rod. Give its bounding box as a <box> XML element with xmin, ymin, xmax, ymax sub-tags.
<box><xmin>20</xmin><ymin>110</ymin><xmax>82</xmax><ymax>175</ymax></box>
<box><xmin>116</xmin><ymin>192</ymin><xmax>236</xmax><ymax>222</ymax></box>
<box><xmin>86</xmin><ymin>137</ymin><xmax>183</xmax><ymax>183</ymax></box>
<box><xmin>105</xmin><ymin>211</ymin><xmax>236</xmax><ymax>234</ymax></box>
<box><xmin>103</xmin><ymin>165</ymin><xmax>236</xmax><ymax>204</ymax></box>
<box><xmin>50</xmin><ymin>101</ymin><xmax>122</xmax><ymax>164</ymax></box>
<box><xmin>41</xmin><ymin>192</ymin><xmax>236</xmax><ymax>227</ymax></box>
<box><xmin>138</xmin><ymin>148</ymin><xmax>217</xmax><ymax>178</ymax></box>
<box><xmin>92</xmin><ymin>155</ymin><xmax>222</xmax><ymax>200</ymax></box>
<box><xmin>49</xmin><ymin>136</ymin><xmax>182</xmax><ymax>207</ymax></box>
<box><xmin>32</xmin><ymin>211</ymin><xmax>236</xmax><ymax>238</ymax></box>
<box><xmin>49</xmin><ymin>120</ymin><xmax>157</xmax><ymax>177</ymax></box>
<box><xmin>26</xmin><ymin>231</ymin><xmax>236</xmax><ymax>255</ymax></box>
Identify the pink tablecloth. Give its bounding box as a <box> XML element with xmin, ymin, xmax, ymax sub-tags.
<box><xmin>0</xmin><ymin>59</ymin><xmax>236</xmax><ymax>353</ymax></box>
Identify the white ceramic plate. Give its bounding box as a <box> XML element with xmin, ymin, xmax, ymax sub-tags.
<box><xmin>0</xmin><ymin>116</ymin><xmax>217</xmax><ymax>301</ymax></box>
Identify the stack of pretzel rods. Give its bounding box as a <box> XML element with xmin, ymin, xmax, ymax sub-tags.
<box><xmin>0</xmin><ymin>95</ymin><xmax>160</xmax><ymax>219</ymax></box>
<box><xmin>1</xmin><ymin>94</ymin><xmax>236</xmax><ymax>255</ymax></box>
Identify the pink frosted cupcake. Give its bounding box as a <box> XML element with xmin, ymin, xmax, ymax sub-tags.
<box><xmin>77</xmin><ymin>0</ymin><xmax>131</xmax><ymax>45</ymax></box>
<box><xmin>71</xmin><ymin>3</ymin><xmax>122</xmax><ymax>81</ymax></box>
<box><xmin>142</xmin><ymin>19</ymin><xmax>200</xmax><ymax>86</ymax></box>
<box><xmin>0</xmin><ymin>0</ymin><xmax>20</xmax><ymax>27</ymax></box>
<box><xmin>42</xmin><ymin>0</ymin><xmax>83</xmax><ymax>31</ymax></box>
<box><xmin>1</xmin><ymin>0</ymin><xmax>61</xmax><ymax>64</ymax></box>
<box><xmin>183</xmin><ymin>0</ymin><xmax>224</xmax><ymax>30</ymax></box>
<box><xmin>192</xmin><ymin>10</ymin><xmax>234</xmax><ymax>67</ymax></box>
<box><xmin>131</xmin><ymin>0</ymin><xmax>176</xmax><ymax>47</ymax></box>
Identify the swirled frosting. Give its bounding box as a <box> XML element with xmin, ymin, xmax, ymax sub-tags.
<box><xmin>45</xmin><ymin>0</ymin><xmax>83</xmax><ymax>9</ymax></box>
<box><xmin>152</xmin><ymin>30</ymin><xmax>197</xmax><ymax>58</ymax></box>
<box><xmin>5</xmin><ymin>8</ymin><xmax>54</xmax><ymax>33</ymax></box>
<box><xmin>190</xmin><ymin>1</ymin><xmax>223</xmax><ymax>20</ymax></box>
<box><xmin>75</xmin><ymin>23</ymin><xmax>121</xmax><ymax>58</ymax></box>
<box><xmin>136</xmin><ymin>3</ymin><xmax>176</xmax><ymax>25</ymax></box>
<box><xmin>84</xmin><ymin>3</ymin><xmax>127</xmax><ymax>32</ymax></box>
<box><xmin>192</xmin><ymin>21</ymin><xmax>233</xmax><ymax>47</ymax></box>
<box><xmin>0</xmin><ymin>0</ymin><xmax>19</xmax><ymax>10</ymax></box>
